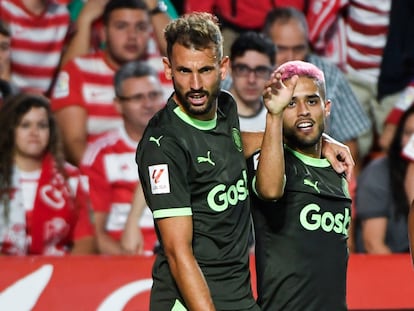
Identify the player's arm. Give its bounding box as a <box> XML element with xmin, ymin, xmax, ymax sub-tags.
<box><xmin>255</xmin><ymin>71</ymin><xmax>297</xmax><ymax>200</ymax></box>
<box><xmin>55</xmin><ymin>106</ymin><xmax>88</xmax><ymax>166</ymax></box>
<box><xmin>361</xmin><ymin>217</ymin><xmax>391</xmax><ymax>254</ymax></box>
<box><xmin>61</xmin><ymin>0</ymin><xmax>109</xmax><ymax>66</ymax></box>
<box><xmin>157</xmin><ymin>215</ymin><xmax>216</xmax><ymax>310</ymax></box>
<box><xmin>121</xmin><ymin>184</ymin><xmax>146</xmax><ymax>255</ymax></box>
<box><xmin>145</xmin><ymin>0</ymin><xmax>171</xmax><ymax>56</ymax></box>
<box><xmin>241</xmin><ymin>131</ymin><xmax>263</xmax><ymax>159</ymax></box>
<box><xmin>321</xmin><ymin>133</ymin><xmax>355</xmax><ymax>182</ymax></box>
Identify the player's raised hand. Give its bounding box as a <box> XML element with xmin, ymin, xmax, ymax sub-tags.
<box><xmin>263</xmin><ymin>70</ymin><xmax>298</xmax><ymax>116</ymax></box>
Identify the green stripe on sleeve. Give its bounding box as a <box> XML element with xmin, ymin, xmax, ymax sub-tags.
<box><xmin>153</xmin><ymin>207</ymin><xmax>192</xmax><ymax>219</ymax></box>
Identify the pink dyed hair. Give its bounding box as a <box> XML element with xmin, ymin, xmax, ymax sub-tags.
<box><xmin>276</xmin><ymin>60</ymin><xmax>326</xmax><ymax>98</ymax></box>
<box><xmin>277</xmin><ymin>60</ymin><xmax>325</xmax><ymax>84</ymax></box>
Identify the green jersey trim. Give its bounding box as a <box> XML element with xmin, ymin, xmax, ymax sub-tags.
<box><xmin>153</xmin><ymin>207</ymin><xmax>192</xmax><ymax>219</ymax></box>
<box><xmin>286</xmin><ymin>146</ymin><xmax>330</xmax><ymax>167</ymax></box>
<box><xmin>173</xmin><ymin>106</ymin><xmax>217</xmax><ymax>130</ymax></box>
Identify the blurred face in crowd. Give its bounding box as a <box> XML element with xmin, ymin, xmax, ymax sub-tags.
<box><xmin>14</xmin><ymin>107</ymin><xmax>50</xmax><ymax>161</ymax></box>
<box><xmin>0</xmin><ymin>32</ymin><xmax>11</xmax><ymax>79</ymax></box>
<box><xmin>163</xmin><ymin>43</ymin><xmax>228</xmax><ymax>121</ymax></box>
<box><xmin>116</xmin><ymin>75</ymin><xmax>164</xmax><ymax>137</ymax></box>
<box><xmin>230</xmin><ymin>50</ymin><xmax>273</xmax><ymax>108</ymax></box>
<box><xmin>282</xmin><ymin>76</ymin><xmax>330</xmax><ymax>157</ymax></box>
<box><xmin>104</xmin><ymin>9</ymin><xmax>152</xmax><ymax>67</ymax></box>
<box><xmin>267</xmin><ymin>19</ymin><xmax>309</xmax><ymax>67</ymax></box>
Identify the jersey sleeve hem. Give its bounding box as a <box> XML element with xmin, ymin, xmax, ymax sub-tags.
<box><xmin>153</xmin><ymin>207</ymin><xmax>192</xmax><ymax>219</ymax></box>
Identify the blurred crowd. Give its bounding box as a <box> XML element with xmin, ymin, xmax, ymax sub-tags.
<box><xmin>0</xmin><ymin>0</ymin><xmax>413</xmax><ymax>257</ymax></box>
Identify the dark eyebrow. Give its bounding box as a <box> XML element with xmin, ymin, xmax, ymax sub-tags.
<box><xmin>291</xmin><ymin>94</ymin><xmax>320</xmax><ymax>101</ymax></box>
<box><xmin>175</xmin><ymin>65</ymin><xmax>216</xmax><ymax>73</ymax></box>
<box><xmin>307</xmin><ymin>94</ymin><xmax>320</xmax><ymax>100</ymax></box>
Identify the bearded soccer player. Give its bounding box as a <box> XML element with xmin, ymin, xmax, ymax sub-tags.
<box><xmin>137</xmin><ymin>13</ymin><xmax>354</xmax><ymax>311</ymax></box>
<box><xmin>247</xmin><ymin>60</ymin><xmax>352</xmax><ymax>311</ymax></box>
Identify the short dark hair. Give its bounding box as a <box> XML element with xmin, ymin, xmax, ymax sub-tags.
<box><xmin>164</xmin><ymin>12</ymin><xmax>223</xmax><ymax>61</ymax></box>
<box><xmin>230</xmin><ymin>31</ymin><xmax>276</xmax><ymax>66</ymax></box>
<box><xmin>114</xmin><ymin>61</ymin><xmax>158</xmax><ymax>97</ymax></box>
<box><xmin>102</xmin><ymin>0</ymin><xmax>148</xmax><ymax>25</ymax></box>
<box><xmin>262</xmin><ymin>7</ymin><xmax>309</xmax><ymax>38</ymax></box>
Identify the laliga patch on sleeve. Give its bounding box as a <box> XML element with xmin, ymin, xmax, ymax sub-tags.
<box><xmin>149</xmin><ymin>164</ymin><xmax>170</xmax><ymax>194</ymax></box>
<box><xmin>403</xmin><ymin>133</ymin><xmax>414</xmax><ymax>161</ymax></box>
<box><xmin>52</xmin><ymin>71</ymin><xmax>69</xmax><ymax>98</ymax></box>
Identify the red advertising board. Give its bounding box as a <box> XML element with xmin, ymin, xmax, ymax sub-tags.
<box><xmin>0</xmin><ymin>254</ymin><xmax>413</xmax><ymax>310</ymax></box>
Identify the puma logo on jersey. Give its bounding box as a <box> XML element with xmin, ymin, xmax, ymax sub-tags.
<box><xmin>197</xmin><ymin>151</ymin><xmax>215</xmax><ymax>166</ymax></box>
<box><xmin>149</xmin><ymin>135</ymin><xmax>163</xmax><ymax>147</ymax></box>
<box><xmin>304</xmin><ymin>178</ymin><xmax>320</xmax><ymax>193</ymax></box>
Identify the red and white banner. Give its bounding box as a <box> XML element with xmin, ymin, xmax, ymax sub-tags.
<box><xmin>0</xmin><ymin>254</ymin><xmax>413</xmax><ymax>310</ymax></box>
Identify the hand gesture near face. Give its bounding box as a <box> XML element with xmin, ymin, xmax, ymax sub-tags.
<box><xmin>263</xmin><ymin>70</ymin><xmax>298</xmax><ymax>116</ymax></box>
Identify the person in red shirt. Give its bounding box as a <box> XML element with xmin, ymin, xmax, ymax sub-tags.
<box><xmin>51</xmin><ymin>0</ymin><xmax>172</xmax><ymax>166</ymax></box>
<box><xmin>0</xmin><ymin>93</ymin><xmax>95</xmax><ymax>255</ymax></box>
<box><xmin>81</xmin><ymin>61</ymin><xmax>164</xmax><ymax>255</ymax></box>
<box><xmin>0</xmin><ymin>0</ymin><xmax>71</xmax><ymax>96</ymax></box>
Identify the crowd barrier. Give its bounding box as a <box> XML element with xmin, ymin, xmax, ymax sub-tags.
<box><xmin>0</xmin><ymin>254</ymin><xmax>413</xmax><ymax>310</ymax></box>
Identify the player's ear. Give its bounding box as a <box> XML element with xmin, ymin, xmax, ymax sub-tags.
<box><xmin>163</xmin><ymin>57</ymin><xmax>173</xmax><ymax>80</ymax></box>
<box><xmin>324</xmin><ymin>99</ymin><xmax>331</xmax><ymax>117</ymax></box>
<box><xmin>219</xmin><ymin>56</ymin><xmax>229</xmax><ymax>81</ymax></box>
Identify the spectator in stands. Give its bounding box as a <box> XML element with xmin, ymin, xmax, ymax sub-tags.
<box><xmin>184</xmin><ymin>0</ymin><xmax>306</xmax><ymax>57</ymax></box>
<box><xmin>262</xmin><ymin>7</ymin><xmax>371</xmax><ymax>175</ymax></box>
<box><xmin>0</xmin><ymin>93</ymin><xmax>95</xmax><ymax>255</ymax></box>
<box><xmin>61</xmin><ymin>0</ymin><xmax>173</xmax><ymax>66</ymax></box>
<box><xmin>0</xmin><ymin>0</ymin><xmax>71</xmax><ymax>96</ymax></box>
<box><xmin>228</xmin><ymin>31</ymin><xmax>275</xmax><ymax>131</ymax></box>
<box><xmin>355</xmin><ymin>106</ymin><xmax>414</xmax><ymax>254</ymax></box>
<box><xmin>81</xmin><ymin>61</ymin><xmax>163</xmax><ymax>255</ymax></box>
<box><xmin>307</xmin><ymin>0</ymin><xmax>392</xmax><ymax>160</ymax></box>
<box><xmin>377</xmin><ymin>0</ymin><xmax>414</xmax><ymax>152</ymax></box>
<box><xmin>51</xmin><ymin>0</ymin><xmax>173</xmax><ymax>166</ymax></box>
<box><xmin>307</xmin><ymin>0</ymin><xmax>389</xmax><ymax>160</ymax></box>
<box><xmin>344</xmin><ymin>1</ymin><xmax>391</xmax><ymax>159</ymax></box>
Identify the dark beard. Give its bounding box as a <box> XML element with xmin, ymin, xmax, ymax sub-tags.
<box><xmin>283</xmin><ymin>126</ymin><xmax>324</xmax><ymax>150</ymax></box>
<box><xmin>173</xmin><ymin>78</ymin><xmax>221</xmax><ymax>117</ymax></box>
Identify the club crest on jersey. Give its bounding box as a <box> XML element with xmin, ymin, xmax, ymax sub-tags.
<box><xmin>232</xmin><ymin>128</ymin><xmax>243</xmax><ymax>152</ymax></box>
<box><xmin>148</xmin><ymin>164</ymin><xmax>170</xmax><ymax>194</ymax></box>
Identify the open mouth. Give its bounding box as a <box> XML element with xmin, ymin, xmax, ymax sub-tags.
<box><xmin>188</xmin><ymin>93</ymin><xmax>207</xmax><ymax>105</ymax></box>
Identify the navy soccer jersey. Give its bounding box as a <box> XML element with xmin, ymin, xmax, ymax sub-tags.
<box><xmin>247</xmin><ymin>147</ymin><xmax>352</xmax><ymax>311</ymax></box>
<box><xmin>136</xmin><ymin>91</ymin><xmax>256</xmax><ymax>310</ymax></box>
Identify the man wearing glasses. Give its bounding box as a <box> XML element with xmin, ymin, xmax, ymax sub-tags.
<box><xmin>81</xmin><ymin>61</ymin><xmax>164</xmax><ymax>255</ymax></box>
<box><xmin>228</xmin><ymin>31</ymin><xmax>276</xmax><ymax>131</ymax></box>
